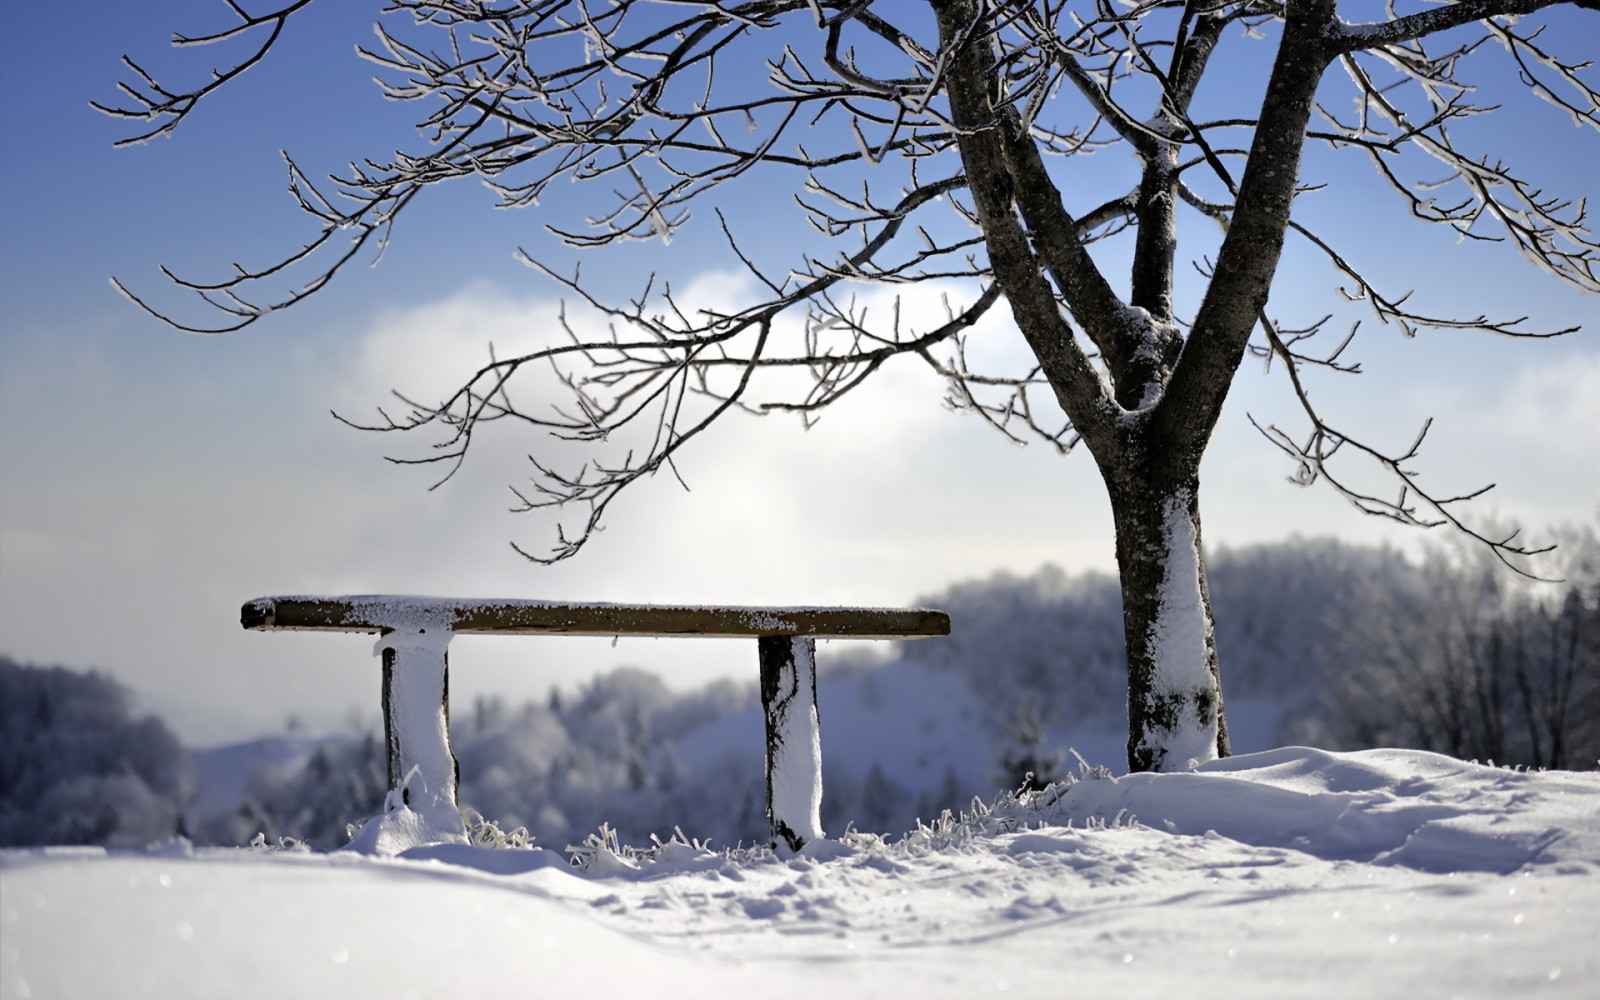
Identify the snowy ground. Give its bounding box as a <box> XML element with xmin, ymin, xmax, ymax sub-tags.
<box><xmin>4</xmin><ymin>747</ymin><xmax>1597</xmax><ymax>999</ymax></box>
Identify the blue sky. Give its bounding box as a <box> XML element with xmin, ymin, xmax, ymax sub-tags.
<box><xmin>1</xmin><ymin>1</ymin><xmax>1596</xmax><ymax>743</ymax></box>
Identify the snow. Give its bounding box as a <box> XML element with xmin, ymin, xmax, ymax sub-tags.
<box><xmin>1142</xmin><ymin>488</ymin><xmax>1220</xmax><ymax>770</ymax></box>
<box><xmin>351</xmin><ymin>596</ymin><xmax>461</xmax><ymax>634</ymax></box>
<box><xmin>362</xmin><ymin>626</ymin><xmax>465</xmax><ymax>853</ymax></box>
<box><xmin>740</xmin><ymin>610</ymin><xmax>800</xmax><ymax>632</ymax></box>
<box><xmin>4</xmin><ymin>747</ymin><xmax>1596</xmax><ymax>999</ymax></box>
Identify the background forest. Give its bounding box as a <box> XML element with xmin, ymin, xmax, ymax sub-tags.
<box><xmin>4</xmin><ymin>530</ymin><xmax>1595</xmax><ymax>853</ymax></box>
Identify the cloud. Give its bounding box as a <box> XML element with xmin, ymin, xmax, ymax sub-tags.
<box><xmin>1203</xmin><ymin>340</ymin><xmax>1600</xmax><ymax>553</ymax></box>
<box><xmin>10</xmin><ymin>265</ymin><xmax>1588</xmax><ymax>744</ymax></box>
<box><xmin>1437</xmin><ymin>351</ymin><xmax>1600</xmax><ymax>532</ymax></box>
<box><xmin>1474</xmin><ymin>353</ymin><xmax>1600</xmax><ymax>470</ymax></box>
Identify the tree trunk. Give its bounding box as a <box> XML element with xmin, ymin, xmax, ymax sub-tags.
<box><xmin>1109</xmin><ymin>473</ymin><xmax>1230</xmax><ymax>772</ymax></box>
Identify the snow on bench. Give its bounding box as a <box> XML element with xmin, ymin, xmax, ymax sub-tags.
<box><xmin>241</xmin><ymin>596</ymin><xmax>950</xmax><ymax>853</ymax></box>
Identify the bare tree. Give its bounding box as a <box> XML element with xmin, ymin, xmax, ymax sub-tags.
<box><xmin>101</xmin><ymin>1</ymin><xmax>1599</xmax><ymax>771</ymax></box>
<box><xmin>1326</xmin><ymin>524</ymin><xmax>1599</xmax><ymax>769</ymax></box>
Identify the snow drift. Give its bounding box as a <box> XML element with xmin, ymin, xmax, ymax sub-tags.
<box><xmin>4</xmin><ymin>747</ymin><xmax>1596</xmax><ymax>999</ymax></box>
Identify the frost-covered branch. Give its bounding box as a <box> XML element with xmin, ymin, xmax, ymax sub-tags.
<box><xmin>335</xmin><ymin>169</ymin><xmax>1002</xmax><ymax>562</ymax></box>
<box><xmin>1249</xmin><ymin>322</ymin><xmax>1556</xmax><ymax>579</ymax></box>
<box><xmin>92</xmin><ymin>0</ymin><xmax>318</xmax><ymax>147</ymax></box>
<box><xmin>1324</xmin><ymin>15</ymin><xmax>1600</xmax><ymax>295</ymax></box>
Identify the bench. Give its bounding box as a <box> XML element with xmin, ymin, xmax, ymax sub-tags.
<box><xmin>241</xmin><ymin>596</ymin><xmax>950</xmax><ymax>853</ymax></box>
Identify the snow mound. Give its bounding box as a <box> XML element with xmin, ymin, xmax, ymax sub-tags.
<box><xmin>3</xmin><ymin>747</ymin><xmax>1596</xmax><ymax>999</ymax></box>
<box><xmin>1029</xmin><ymin>747</ymin><xmax>1600</xmax><ymax>873</ymax></box>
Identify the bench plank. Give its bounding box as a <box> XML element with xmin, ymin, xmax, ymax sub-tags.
<box><xmin>242</xmin><ymin>596</ymin><xmax>950</xmax><ymax>640</ymax></box>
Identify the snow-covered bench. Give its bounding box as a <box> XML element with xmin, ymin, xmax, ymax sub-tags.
<box><xmin>240</xmin><ymin>596</ymin><xmax>950</xmax><ymax>852</ymax></box>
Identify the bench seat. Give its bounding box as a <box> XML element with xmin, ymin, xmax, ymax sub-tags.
<box><xmin>242</xmin><ymin>596</ymin><xmax>948</xmax><ymax>640</ymax></box>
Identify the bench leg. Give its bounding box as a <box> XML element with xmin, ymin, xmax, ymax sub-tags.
<box><xmin>373</xmin><ymin>631</ymin><xmax>464</xmax><ymax>845</ymax></box>
<box><xmin>758</xmin><ymin>635</ymin><xmax>824</xmax><ymax>851</ymax></box>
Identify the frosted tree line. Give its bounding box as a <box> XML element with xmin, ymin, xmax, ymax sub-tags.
<box><xmin>0</xmin><ymin>660</ymin><xmax>193</xmax><ymax>847</ymax></box>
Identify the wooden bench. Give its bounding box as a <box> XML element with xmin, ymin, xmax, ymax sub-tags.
<box><xmin>241</xmin><ymin>596</ymin><xmax>950</xmax><ymax>852</ymax></box>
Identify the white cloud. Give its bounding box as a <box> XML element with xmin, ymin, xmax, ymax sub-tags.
<box><xmin>1473</xmin><ymin>353</ymin><xmax>1600</xmax><ymax>470</ymax></box>
<box><xmin>1394</xmin><ymin>351</ymin><xmax>1600</xmax><ymax>537</ymax></box>
<box><xmin>1202</xmin><ymin>340</ymin><xmax>1600</xmax><ymax>553</ymax></box>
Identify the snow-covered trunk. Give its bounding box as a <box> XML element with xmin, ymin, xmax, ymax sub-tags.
<box><xmin>758</xmin><ymin>635</ymin><xmax>824</xmax><ymax>851</ymax></box>
<box><xmin>1111</xmin><ymin>480</ymin><xmax>1230</xmax><ymax>772</ymax></box>
<box><xmin>346</xmin><ymin>628</ymin><xmax>466</xmax><ymax>854</ymax></box>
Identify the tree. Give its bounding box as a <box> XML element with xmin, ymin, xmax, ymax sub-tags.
<box><xmin>101</xmin><ymin>1</ymin><xmax>1599</xmax><ymax>771</ymax></box>
<box><xmin>1326</xmin><ymin>524</ymin><xmax>1600</xmax><ymax>769</ymax></box>
<box><xmin>0</xmin><ymin>658</ymin><xmax>194</xmax><ymax>847</ymax></box>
